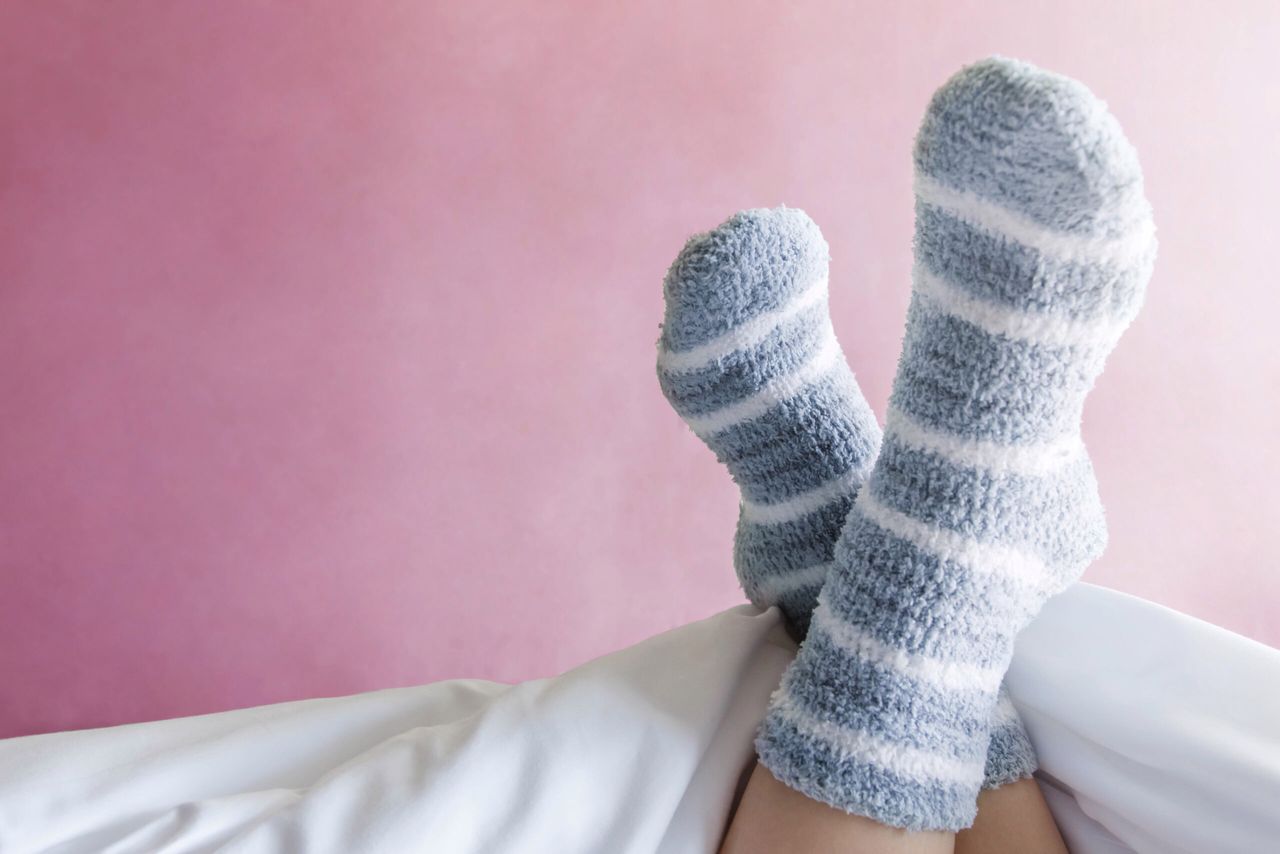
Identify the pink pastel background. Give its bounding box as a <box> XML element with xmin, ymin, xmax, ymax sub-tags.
<box><xmin>2</xmin><ymin>2</ymin><xmax>1277</xmax><ymax>739</ymax></box>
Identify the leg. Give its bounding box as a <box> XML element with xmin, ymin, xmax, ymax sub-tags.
<box><xmin>720</xmin><ymin>766</ymin><xmax>1066</xmax><ymax>854</ymax></box>
<box><xmin>956</xmin><ymin>779</ymin><xmax>1067</xmax><ymax>854</ymax></box>
<box><xmin>956</xmin><ymin>693</ymin><xmax>1067</xmax><ymax>851</ymax></box>
<box><xmin>755</xmin><ymin>55</ymin><xmax>1155</xmax><ymax>830</ymax></box>
<box><xmin>658</xmin><ymin>211</ymin><xmax>1042</xmax><ymax>793</ymax></box>
<box><xmin>722</xmin><ymin>762</ymin><xmax>954</xmax><ymax>854</ymax></box>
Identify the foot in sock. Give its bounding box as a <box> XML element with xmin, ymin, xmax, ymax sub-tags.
<box><xmin>657</xmin><ymin>207</ymin><xmax>881</xmax><ymax>639</ymax></box>
<box><xmin>657</xmin><ymin>206</ymin><xmax>1039</xmax><ymax>792</ymax></box>
<box><xmin>755</xmin><ymin>56</ymin><xmax>1157</xmax><ymax>831</ymax></box>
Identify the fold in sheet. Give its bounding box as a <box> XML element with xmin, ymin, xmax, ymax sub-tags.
<box><xmin>1</xmin><ymin>584</ymin><xmax>1277</xmax><ymax>853</ymax></box>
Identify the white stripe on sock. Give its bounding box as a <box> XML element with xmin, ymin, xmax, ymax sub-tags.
<box><xmin>740</xmin><ymin>466</ymin><xmax>869</xmax><ymax>526</ymax></box>
<box><xmin>855</xmin><ymin>490</ymin><xmax>1048</xmax><ymax>590</ymax></box>
<box><xmin>656</xmin><ymin>276</ymin><xmax>830</xmax><ymax>373</ymax></box>
<box><xmin>914</xmin><ymin>173</ymin><xmax>1155</xmax><ymax>267</ymax></box>
<box><xmin>770</xmin><ymin>683</ymin><xmax>982</xmax><ymax>785</ymax></box>
<box><xmin>749</xmin><ymin>561</ymin><xmax>832</xmax><ymax>604</ymax></box>
<box><xmin>885</xmin><ymin>405</ymin><xmax>1086</xmax><ymax>477</ymax></box>
<box><xmin>912</xmin><ymin>265</ymin><xmax>1127</xmax><ymax>355</ymax></box>
<box><xmin>810</xmin><ymin>601</ymin><xmax>1004</xmax><ymax>695</ymax></box>
<box><xmin>684</xmin><ymin>328</ymin><xmax>842</xmax><ymax>438</ymax></box>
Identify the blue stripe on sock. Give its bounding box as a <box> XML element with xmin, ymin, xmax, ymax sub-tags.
<box><xmin>756</xmin><ymin>713</ymin><xmax>981</xmax><ymax>832</ymax></box>
<box><xmin>890</xmin><ymin>298</ymin><xmax>1092</xmax><ymax>445</ymax></box>
<box><xmin>784</xmin><ymin>628</ymin><xmax>992</xmax><ymax>760</ymax></box>
<box><xmin>706</xmin><ymin>369</ymin><xmax>880</xmax><ymax>503</ymax></box>
<box><xmin>870</xmin><ymin>435</ymin><xmax>1107</xmax><ymax>571</ymax></box>
<box><xmin>734</xmin><ymin>502</ymin><xmax>846</xmax><ymax>577</ymax></box>
<box><xmin>915</xmin><ymin>202</ymin><xmax>1147</xmax><ymax>321</ymax></box>
<box><xmin>657</xmin><ymin>301</ymin><xmax>828</xmax><ymax>417</ymax></box>
<box><xmin>824</xmin><ymin>515</ymin><xmax>1020</xmax><ymax>669</ymax></box>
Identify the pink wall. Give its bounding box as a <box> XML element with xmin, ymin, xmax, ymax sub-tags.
<box><xmin>2</xmin><ymin>2</ymin><xmax>1277</xmax><ymax>738</ymax></box>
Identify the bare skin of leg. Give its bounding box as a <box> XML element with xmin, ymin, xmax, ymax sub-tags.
<box><xmin>720</xmin><ymin>763</ymin><xmax>954</xmax><ymax>854</ymax></box>
<box><xmin>721</xmin><ymin>763</ymin><xmax>1067</xmax><ymax>854</ymax></box>
<box><xmin>955</xmin><ymin>778</ymin><xmax>1068</xmax><ymax>854</ymax></box>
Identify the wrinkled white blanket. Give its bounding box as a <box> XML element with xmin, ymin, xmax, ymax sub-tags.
<box><xmin>1</xmin><ymin>583</ymin><xmax>1277</xmax><ymax>853</ymax></box>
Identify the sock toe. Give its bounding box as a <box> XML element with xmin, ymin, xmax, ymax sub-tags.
<box><xmin>659</xmin><ymin>207</ymin><xmax>828</xmax><ymax>354</ymax></box>
<box><xmin>911</xmin><ymin>56</ymin><xmax>1157</xmax><ymax>333</ymax></box>
<box><xmin>914</xmin><ymin>56</ymin><xmax>1149</xmax><ymax>238</ymax></box>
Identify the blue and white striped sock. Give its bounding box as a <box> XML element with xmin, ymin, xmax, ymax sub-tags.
<box><xmin>657</xmin><ymin>206</ymin><xmax>1038</xmax><ymax>791</ymax></box>
<box><xmin>755</xmin><ymin>56</ymin><xmax>1157</xmax><ymax>831</ymax></box>
<box><xmin>657</xmin><ymin>207</ymin><xmax>881</xmax><ymax>640</ymax></box>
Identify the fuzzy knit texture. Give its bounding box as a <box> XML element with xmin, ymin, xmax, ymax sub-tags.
<box><xmin>755</xmin><ymin>56</ymin><xmax>1157</xmax><ymax>831</ymax></box>
<box><xmin>656</xmin><ymin>206</ymin><xmax>1038</xmax><ymax>791</ymax></box>
<box><xmin>657</xmin><ymin>207</ymin><xmax>882</xmax><ymax>640</ymax></box>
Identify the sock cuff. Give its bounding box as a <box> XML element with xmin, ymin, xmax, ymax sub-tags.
<box><xmin>982</xmin><ymin>686</ymin><xmax>1038</xmax><ymax>789</ymax></box>
<box><xmin>756</xmin><ymin>697</ymin><xmax>985</xmax><ymax>831</ymax></box>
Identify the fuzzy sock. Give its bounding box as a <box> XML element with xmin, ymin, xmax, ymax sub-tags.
<box><xmin>755</xmin><ymin>56</ymin><xmax>1156</xmax><ymax>831</ymax></box>
<box><xmin>657</xmin><ymin>207</ymin><xmax>881</xmax><ymax>640</ymax></box>
<box><xmin>657</xmin><ymin>206</ymin><xmax>1039</xmax><ymax>791</ymax></box>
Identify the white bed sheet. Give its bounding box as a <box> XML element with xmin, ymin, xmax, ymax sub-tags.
<box><xmin>0</xmin><ymin>583</ymin><xmax>1277</xmax><ymax>853</ymax></box>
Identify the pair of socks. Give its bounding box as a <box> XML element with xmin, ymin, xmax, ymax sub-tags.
<box><xmin>657</xmin><ymin>56</ymin><xmax>1155</xmax><ymax>830</ymax></box>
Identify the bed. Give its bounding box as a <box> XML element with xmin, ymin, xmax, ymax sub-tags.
<box><xmin>1</xmin><ymin>583</ymin><xmax>1277</xmax><ymax>853</ymax></box>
